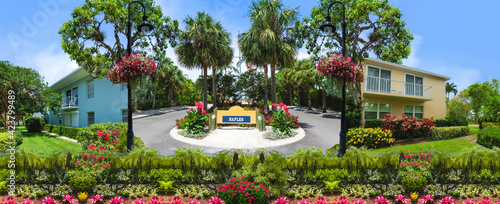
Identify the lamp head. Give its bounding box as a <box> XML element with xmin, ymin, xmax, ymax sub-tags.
<box><xmin>319</xmin><ymin>16</ymin><xmax>336</xmax><ymax>36</ymax></box>
<box><xmin>137</xmin><ymin>15</ymin><xmax>154</xmax><ymax>35</ymax></box>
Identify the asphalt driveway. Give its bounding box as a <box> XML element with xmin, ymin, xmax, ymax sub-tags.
<box><xmin>133</xmin><ymin>106</ymin><xmax>340</xmax><ymax>156</ymax></box>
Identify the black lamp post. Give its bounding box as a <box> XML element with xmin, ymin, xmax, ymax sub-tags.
<box><xmin>319</xmin><ymin>1</ymin><xmax>347</xmax><ymax>157</ymax></box>
<box><xmin>126</xmin><ymin>0</ymin><xmax>154</xmax><ymax>152</ymax></box>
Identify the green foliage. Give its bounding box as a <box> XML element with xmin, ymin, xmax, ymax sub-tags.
<box><xmin>446</xmin><ymin>99</ymin><xmax>471</xmax><ymax>126</ymax></box>
<box><xmin>25</xmin><ymin>117</ymin><xmax>45</xmax><ymax>133</ymax></box>
<box><xmin>150</xmin><ymin>169</ymin><xmax>183</xmax><ymax>183</ymax></box>
<box><xmin>69</xmin><ymin>173</ymin><xmax>97</xmax><ymax>192</ymax></box>
<box><xmin>45</xmin><ymin>124</ymin><xmax>54</xmax><ymax>132</ymax></box>
<box><xmin>477</xmin><ymin>128</ymin><xmax>500</xmax><ymax>148</ymax></box>
<box><xmin>61</xmin><ymin>127</ymin><xmax>81</xmax><ymax>139</ymax></box>
<box><xmin>365</xmin><ymin>119</ymin><xmax>383</xmax><ymax>128</ymax></box>
<box><xmin>158</xmin><ymin>180</ymin><xmax>175</xmax><ymax>192</ymax></box>
<box><xmin>347</xmin><ymin>128</ymin><xmax>394</xmax><ymax>149</ymax></box>
<box><xmin>431</xmin><ymin>126</ymin><xmax>470</xmax><ymax>140</ymax></box>
<box><xmin>254</xmin><ymin>162</ymin><xmax>288</xmax><ymax>197</ymax></box>
<box><xmin>402</xmin><ymin>173</ymin><xmax>427</xmax><ymax>192</ymax></box>
<box><xmin>52</xmin><ymin>126</ymin><xmax>62</xmax><ymax>135</ymax></box>
<box><xmin>237</xmin><ymin>70</ymin><xmax>267</xmax><ymax>103</ymax></box>
<box><xmin>347</xmin><ymin>100</ymin><xmax>363</xmax><ymax>129</ymax></box>
<box><xmin>176</xmin><ymin>103</ymin><xmax>208</xmax><ymax>135</ymax></box>
<box><xmin>435</xmin><ymin>119</ymin><xmax>449</xmax><ymax>127</ymax></box>
<box><xmin>323</xmin><ymin>180</ymin><xmax>341</xmax><ymax>192</ymax></box>
<box><xmin>483</xmin><ymin>122</ymin><xmax>500</xmax><ymax>129</ymax></box>
<box><xmin>114</xmin><ymin>131</ymin><xmax>144</xmax><ymax>153</ymax></box>
<box><xmin>466</xmin><ymin>78</ymin><xmax>500</xmax><ymax>121</ymax></box>
<box><xmin>217</xmin><ymin>176</ymin><xmax>269</xmax><ymax>204</ymax></box>
<box><xmin>382</xmin><ymin>114</ymin><xmax>434</xmax><ymax>140</ymax></box>
<box><xmin>315</xmin><ymin>169</ymin><xmax>349</xmax><ymax>183</ymax></box>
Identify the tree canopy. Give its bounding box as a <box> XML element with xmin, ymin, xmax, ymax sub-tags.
<box><xmin>59</xmin><ymin>0</ymin><xmax>179</xmax><ymax>78</ymax></box>
<box><xmin>295</xmin><ymin>0</ymin><xmax>414</xmax><ymax>63</ymax></box>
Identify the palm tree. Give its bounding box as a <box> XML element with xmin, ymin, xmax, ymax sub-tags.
<box><xmin>151</xmin><ymin>54</ymin><xmax>176</xmax><ymax>109</ymax></box>
<box><xmin>290</xmin><ymin>59</ymin><xmax>322</xmax><ymax>110</ymax></box>
<box><xmin>176</xmin><ymin>12</ymin><xmax>231</xmax><ymax>110</ymax></box>
<box><xmin>211</xmin><ymin>34</ymin><xmax>234</xmax><ymax>108</ymax></box>
<box><xmin>243</xmin><ymin>0</ymin><xmax>298</xmax><ymax>112</ymax></box>
<box><xmin>446</xmin><ymin>82</ymin><xmax>458</xmax><ymax>101</ymax></box>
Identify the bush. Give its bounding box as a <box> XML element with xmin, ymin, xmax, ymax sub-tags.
<box><xmin>382</xmin><ymin>114</ymin><xmax>434</xmax><ymax>140</ymax></box>
<box><xmin>25</xmin><ymin>117</ymin><xmax>45</xmax><ymax>132</ymax></box>
<box><xmin>435</xmin><ymin>119</ymin><xmax>449</xmax><ymax>127</ymax></box>
<box><xmin>78</xmin><ymin>122</ymin><xmax>143</xmax><ymax>153</ymax></box>
<box><xmin>483</xmin><ymin>122</ymin><xmax>500</xmax><ymax>129</ymax></box>
<box><xmin>115</xmin><ymin>130</ymin><xmax>145</xmax><ymax>153</ymax></box>
<box><xmin>347</xmin><ymin>128</ymin><xmax>394</xmax><ymax>149</ymax></box>
<box><xmin>217</xmin><ymin>176</ymin><xmax>270</xmax><ymax>204</ymax></box>
<box><xmin>402</xmin><ymin>173</ymin><xmax>427</xmax><ymax>192</ymax></box>
<box><xmin>364</xmin><ymin>119</ymin><xmax>383</xmax><ymax>128</ymax></box>
<box><xmin>52</xmin><ymin>125</ymin><xmax>62</xmax><ymax>135</ymax></box>
<box><xmin>0</xmin><ymin>132</ymin><xmax>11</xmax><ymax>152</ymax></box>
<box><xmin>175</xmin><ymin>102</ymin><xmax>208</xmax><ymax>135</ymax></box>
<box><xmin>45</xmin><ymin>124</ymin><xmax>54</xmax><ymax>132</ymax></box>
<box><xmin>69</xmin><ymin>173</ymin><xmax>96</xmax><ymax>192</ymax></box>
<box><xmin>477</xmin><ymin>128</ymin><xmax>500</xmax><ymax>148</ymax></box>
<box><xmin>268</xmin><ymin>103</ymin><xmax>299</xmax><ymax>136</ymax></box>
<box><xmin>61</xmin><ymin>127</ymin><xmax>82</xmax><ymax>139</ymax></box>
<box><xmin>431</xmin><ymin>126</ymin><xmax>470</xmax><ymax>140</ymax></box>
<box><xmin>347</xmin><ymin>100</ymin><xmax>363</xmax><ymax>129</ymax></box>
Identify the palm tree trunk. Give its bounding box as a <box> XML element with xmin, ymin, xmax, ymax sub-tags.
<box><xmin>264</xmin><ymin>65</ymin><xmax>269</xmax><ymax>113</ymax></box>
<box><xmin>308</xmin><ymin>88</ymin><xmax>312</xmax><ymax>110</ymax></box>
<box><xmin>271</xmin><ymin>64</ymin><xmax>277</xmax><ymax>112</ymax></box>
<box><xmin>212</xmin><ymin>66</ymin><xmax>217</xmax><ymax>109</ymax></box>
<box><xmin>322</xmin><ymin>86</ymin><xmax>327</xmax><ymax>113</ymax></box>
<box><xmin>203</xmin><ymin>65</ymin><xmax>208</xmax><ymax>111</ymax></box>
<box><xmin>297</xmin><ymin>87</ymin><xmax>301</xmax><ymax>109</ymax></box>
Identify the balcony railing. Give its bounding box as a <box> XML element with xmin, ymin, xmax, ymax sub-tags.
<box><xmin>62</xmin><ymin>96</ymin><xmax>78</xmax><ymax>108</ymax></box>
<box><xmin>365</xmin><ymin>76</ymin><xmax>433</xmax><ymax>98</ymax></box>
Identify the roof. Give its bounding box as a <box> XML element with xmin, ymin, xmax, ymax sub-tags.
<box><xmin>50</xmin><ymin>67</ymin><xmax>89</xmax><ymax>92</ymax></box>
<box><xmin>364</xmin><ymin>58</ymin><xmax>451</xmax><ymax>80</ymax></box>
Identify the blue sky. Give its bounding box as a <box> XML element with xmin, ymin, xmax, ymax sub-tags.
<box><xmin>1</xmin><ymin>0</ymin><xmax>499</xmax><ymax>97</ymax></box>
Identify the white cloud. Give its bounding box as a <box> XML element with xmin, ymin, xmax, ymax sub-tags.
<box><xmin>430</xmin><ymin>64</ymin><xmax>482</xmax><ymax>96</ymax></box>
<box><xmin>297</xmin><ymin>49</ymin><xmax>310</xmax><ymax>60</ymax></box>
<box><xmin>402</xmin><ymin>34</ymin><xmax>423</xmax><ymax>67</ymax></box>
<box><xmin>34</xmin><ymin>44</ymin><xmax>78</xmax><ymax>86</ymax></box>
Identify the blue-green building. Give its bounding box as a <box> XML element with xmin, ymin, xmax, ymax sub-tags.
<box><xmin>45</xmin><ymin>68</ymin><xmax>128</xmax><ymax>127</ymax></box>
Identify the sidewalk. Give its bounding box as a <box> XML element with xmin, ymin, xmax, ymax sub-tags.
<box><xmin>133</xmin><ymin>106</ymin><xmax>189</xmax><ymax>119</ymax></box>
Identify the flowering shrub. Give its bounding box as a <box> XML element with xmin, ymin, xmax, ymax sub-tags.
<box><xmin>464</xmin><ymin>199</ymin><xmax>476</xmax><ymax>204</ymax></box>
<box><xmin>107</xmin><ymin>53</ymin><xmax>156</xmax><ymax>84</ymax></box>
<box><xmin>207</xmin><ymin>197</ymin><xmax>225</xmax><ymax>204</ymax></box>
<box><xmin>21</xmin><ymin>199</ymin><xmax>34</xmax><ymax>204</ymax></box>
<box><xmin>2</xmin><ymin>197</ymin><xmax>16</xmax><ymax>204</ymax></box>
<box><xmin>77</xmin><ymin>192</ymin><xmax>88</xmax><ymax>202</ymax></box>
<box><xmin>439</xmin><ymin>196</ymin><xmax>456</xmax><ymax>204</ymax></box>
<box><xmin>87</xmin><ymin>194</ymin><xmax>104</xmax><ymax>204</ymax></box>
<box><xmin>447</xmin><ymin>99</ymin><xmax>471</xmax><ymax>126</ymax></box>
<box><xmin>400</xmin><ymin>152</ymin><xmax>432</xmax><ymax>173</ymax></box>
<box><xmin>353</xmin><ymin>199</ymin><xmax>366</xmax><ymax>204</ymax></box>
<box><xmin>167</xmin><ymin>197</ymin><xmax>183</xmax><ymax>204</ymax></box>
<box><xmin>314</xmin><ymin>197</ymin><xmax>330</xmax><ymax>204</ymax></box>
<box><xmin>418</xmin><ymin>194</ymin><xmax>434</xmax><ymax>204</ymax></box>
<box><xmin>216</xmin><ymin>176</ymin><xmax>270</xmax><ymax>204</ymax></box>
<box><xmin>175</xmin><ymin>102</ymin><xmax>208</xmax><ymax>135</ymax></box>
<box><xmin>373</xmin><ymin>196</ymin><xmax>390</xmax><ymax>204</ymax></box>
<box><xmin>61</xmin><ymin>195</ymin><xmax>78</xmax><ymax>204</ymax></box>
<box><xmin>107</xmin><ymin>196</ymin><xmax>125</xmax><ymax>204</ymax></box>
<box><xmin>298</xmin><ymin>199</ymin><xmax>310</xmax><ymax>204</ymax></box>
<box><xmin>334</xmin><ymin>197</ymin><xmax>350</xmax><ymax>204</ymax></box>
<box><xmin>347</xmin><ymin>128</ymin><xmax>394</xmax><ymax>148</ymax></box>
<box><xmin>273</xmin><ymin>197</ymin><xmax>291</xmax><ymax>204</ymax></box>
<box><xmin>267</xmin><ymin>102</ymin><xmax>299</xmax><ymax>136</ymax></box>
<box><xmin>402</xmin><ymin>173</ymin><xmax>427</xmax><ymax>192</ymax></box>
<box><xmin>316</xmin><ymin>53</ymin><xmax>363</xmax><ymax>84</ymax></box>
<box><xmin>69</xmin><ymin>173</ymin><xmax>97</xmax><ymax>193</ymax></box>
<box><xmin>41</xmin><ymin>196</ymin><xmax>57</xmax><ymax>204</ymax></box>
<box><xmin>382</xmin><ymin>114</ymin><xmax>434</xmax><ymax>140</ymax></box>
<box><xmin>394</xmin><ymin>194</ymin><xmax>411</xmax><ymax>204</ymax></box>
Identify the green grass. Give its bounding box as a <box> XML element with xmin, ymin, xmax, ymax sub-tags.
<box><xmin>19</xmin><ymin>132</ymin><xmax>83</xmax><ymax>156</ymax></box>
<box><xmin>0</xmin><ymin>125</ymin><xmax>26</xmax><ymax>132</ymax></box>
<box><xmin>369</xmin><ymin>138</ymin><xmax>485</xmax><ymax>154</ymax></box>
<box><xmin>470</xmin><ymin>126</ymin><xmax>479</xmax><ymax>135</ymax></box>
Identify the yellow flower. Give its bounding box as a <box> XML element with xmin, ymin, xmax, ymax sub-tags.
<box><xmin>410</xmin><ymin>192</ymin><xmax>419</xmax><ymax>200</ymax></box>
<box><xmin>78</xmin><ymin>192</ymin><xmax>88</xmax><ymax>201</ymax></box>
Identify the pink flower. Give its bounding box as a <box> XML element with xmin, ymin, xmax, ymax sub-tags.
<box><xmin>76</xmin><ymin>162</ymin><xmax>81</xmax><ymax>165</ymax></box>
<box><xmin>89</xmin><ymin>145</ymin><xmax>96</xmax><ymax>150</ymax></box>
<box><xmin>100</xmin><ymin>147</ymin><xmax>105</xmax><ymax>151</ymax></box>
<box><xmin>97</xmin><ymin>130</ymin><xmax>103</xmax><ymax>137</ymax></box>
<box><xmin>105</xmin><ymin>164</ymin><xmax>110</xmax><ymax>167</ymax></box>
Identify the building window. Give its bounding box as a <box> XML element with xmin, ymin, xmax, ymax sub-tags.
<box><xmin>121</xmin><ymin>83</ymin><xmax>127</xmax><ymax>91</ymax></box>
<box><xmin>364</xmin><ymin>102</ymin><xmax>391</xmax><ymax>120</ymax></box>
<box><xmin>122</xmin><ymin>109</ymin><xmax>128</xmax><ymax>122</ymax></box>
<box><xmin>58</xmin><ymin>114</ymin><xmax>62</xmax><ymax>125</ymax></box>
<box><xmin>88</xmin><ymin>112</ymin><xmax>95</xmax><ymax>126</ymax></box>
<box><xmin>87</xmin><ymin>79</ymin><xmax>94</xmax><ymax>98</ymax></box>
<box><xmin>405</xmin><ymin>74</ymin><xmax>424</xmax><ymax>97</ymax></box>
<box><xmin>404</xmin><ymin>105</ymin><xmax>424</xmax><ymax>119</ymax></box>
<box><xmin>366</xmin><ymin>66</ymin><xmax>392</xmax><ymax>93</ymax></box>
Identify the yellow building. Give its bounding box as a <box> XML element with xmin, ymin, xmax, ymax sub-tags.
<box><xmin>361</xmin><ymin>58</ymin><xmax>451</xmax><ymax>121</ymax></box>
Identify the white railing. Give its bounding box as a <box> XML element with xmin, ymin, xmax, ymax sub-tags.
<box><xmin>62</xmin><ymin>96</ymin><xmax>78</xmax><ymax>108</ymax></box>
<box><xmin>365</xmin><ymin>76</ymin><xmax>433</xmax><ymax>98</ymax></box>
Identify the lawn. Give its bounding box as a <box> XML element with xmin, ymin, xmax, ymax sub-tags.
<box><xmin>369</xmin><ymin>137</ymin><xmax>485</xmax><ymax>154</ymax></box>
<box><xmin>469</xmin><ymin>125</ymin><xmax>479</xmax><ymax>135</ymax></box>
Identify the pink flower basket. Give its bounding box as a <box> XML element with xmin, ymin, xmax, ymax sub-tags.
<box><xmin>107</xmin><ymin>53</ymin><xmax>156</xmax><ymax>84</ymax></box>
<box><xmin>316</xmin><ymin>53</ymin><xmax>363</xmax><ymax>84</ymax></box>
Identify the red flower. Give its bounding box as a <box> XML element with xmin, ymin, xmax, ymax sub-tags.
<box><xmin>76</xmin><ymin>162</ymin><xmax>81</xmax><ymax>165</ymax></box>
<box><xmin>97</xmin><ymin>130</ymin><xmax>103</xmax><ymax>137</ymax></box>
<box><xmin>400</xmin><ymin>162</ymin><xmax>405</xmax><ymax>166</ymax></box>
<box><xmin>104</xmin><ymin>133</ymin><xmax>109</xmax><ymax>140</ymax></box>
<box><xmin>113</xmin><ymin>140</ymin><xmax>117</xmax><ymax>144</ymax></box>
<box><xmin>89</xmin><ymin>145</ymin><xmax>96</xmax><ymax>150</ymax></box>
<box><xmin>413</xmin><ymin>162</ymin><xmax>418</xmax><ymax>165</ymax></box>
<box><xmin>82</xmin><ymin>163</ymin><xmax>86</xmax><ymax>166</ymax></box>
<box><xmin>105</xmin><ymin>164</ymin><xmax>110</xmax><ymax>167</ymax></box>
<box><xmin>419</xmin><ymin>163</ymin><xmax>423</xmax><ymax>165</ymax></box>
<box><xmin>100</xmin><ymin>147</ymin><xmax>105</xmax><ymax>151</ymax></box>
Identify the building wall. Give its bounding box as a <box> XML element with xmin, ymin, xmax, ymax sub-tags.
<box><xmin>361</xmin><ymin>60</ymin><xmax>448</xmax><ymax>120</ymax></box>
<box><xmin>47</xmin><ymin>76</ymin><xmax>127</xmax><ymax>127</ymax></box>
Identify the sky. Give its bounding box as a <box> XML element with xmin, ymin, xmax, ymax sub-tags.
<box><xmin>1</xmin><ymin>0</ymin><xmax>499</xmax><ymax>98</ymax></box>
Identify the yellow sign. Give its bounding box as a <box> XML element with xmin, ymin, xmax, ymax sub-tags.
<box><xmin>216</xmin><ymin>106</ymin><xmax>257</xmax><ymax>124</ymax></box>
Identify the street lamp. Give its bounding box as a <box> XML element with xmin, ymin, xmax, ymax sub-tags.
<box><xmin>126</xmin><ymin>0</ymin><xmax>154</xmax><ymax>152</ymax></box>
<box><xmin>319</xmin><ymin>1</ymin><xmax>347</xmax><ymax>157</ymax></box>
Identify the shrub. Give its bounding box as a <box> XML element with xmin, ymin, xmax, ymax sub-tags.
<box><xmin>435</xmin><ymin>119</ymin><xmax>449</xmax><ymax>127</ymax></box>
<box><xmin>0</xmin><ymin>131</ymin><xmax>22</xmax><ymax>152</ymax></box>
<box><xmin>217</xmin><ymin>176</ymin><xmax>270</xmax><ymax>204</ymax></box>
<box><xmin>268</xmin><ymin>102</ymin><xmax>299</xmax><ymax>137</ymax></box>
<box><xmin>381</xmin><ymin>114</ymin><xmax>434</xmax><ymax>140</ymax></box>
<box><xmin>61</xmin><ymin>127</ymin><xmax>81</xmax><ymax>139</ymax></box>
<box><xmin>115</xmin><ymin>130</ymin><xmax>145</xmax><ymax>153</ymax></box>
<box><xmin>402</xmin><ymin>173</ymin><xmax>427</xmax><ymax>192</ymax></box>
<box><xmin>77</xmin><ymin>122</ymin><xmax>143</xmax><ymax>153</ymax></box>
<box><xmin>364</xmin><ymin>119</ymin><xmax>383</xmax><ymax>128</ymax></box>
<box><xmin>447</xmin><ymin>99</ymin><xmax>471</xmax><ymax>127</ymax></box>
<box><xmin>25</xmin><ymin>117</ymin><xmax>45</xmax><ymax>132</ymax></box>
<box><xmin>52</xmin><ymin>126</ymin><xmax>62</xmax><ymax>135</ymax></box>
<box><xmin>175</xmin><ymin>102</ymin><xmax>208</xmax><ymax>134</ymax></box>
<box><xmin>69</xmin><ymin>173</ymin><xmax>96</xmax><ymax>192</ymax></box>
<box><xmin>347</xmin><ymin>128</ymin><xmax>394</xmax><ymax>149</ymax></box>
<box><xmin>45</xmin><ymin>124</ymin><xmax>54</xmax><ymax>132</ymax></box>
<box><xmin>483</xmin><ymin>122</ymin><xmax>500</xmax><ymax>129</ymax></box>
<box><xmin>431</xmin><ymin>126</ymin><xmax>470</xmax><ymax>140</ymax></box>
<box><xmin>477</xmin><ymin>128</ymin><xmax>500</xmax><ymax>148</ymax></box>
<box><xmin>347</xmin><ymin>100</ymin><xmax>363</xmax><ymax>129</ymax></box>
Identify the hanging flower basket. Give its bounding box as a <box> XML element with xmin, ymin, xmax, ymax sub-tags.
<box><xmin>316</xmin><ymin>53</ymin><xmax>363</xmax><ymax>84</ymax></box>
<box><xmin>107</xmin><ymin>53</ymin><xmax>157</xmax><ymax>84</ymax></box>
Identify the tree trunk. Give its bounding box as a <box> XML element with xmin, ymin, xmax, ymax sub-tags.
<box><xmin>289</xmin><ymin>90</ymin><xmax>293</xmax><ymax>106</ymax></box>
<box><xmin>203</xmin><ymin>65</ymin><xmax>208</xmax><ymax>111</ymax></box>
<box><xmin>322</xmin><ymin>86</ymin><xmax>327</xmax><ymax>113</ymax></box>
<box><xmin>212</xmin><ymin>66</ymin><xmax>217</xmax><ymax>109</ymax></box>
<box><xmin>297</xmin><ymin>87</ymin><xmax>301</xmax><ymax>109</ymax></box>
<box><xmin>264</xmin><ymin>65</ymin><xmax>269</xmax><ymax>114</ymax></box>
<box><xmin>308</xmin><ymin>88</ymin><xmax>312</xmax><ymax>110</ymax></box>
<box><xmin>271</xmin><ymin>64</ymin><xmax>277</xmax><ymax>112</ymax></box>
<box><xmin>152</xmin><ymin>81</ymin><xmax>156</xmax><ymax>110</ymax></box>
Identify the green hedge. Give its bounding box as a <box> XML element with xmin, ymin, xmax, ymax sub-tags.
<box><xmin>78</xmin><ymin>122</ymin><xmax>144</xmax><ymax>153</ymax></box>
<box><xmin>47</xmin><ymin>125</ymin><xmax>81</xmax><ymax>139</ymax></box>
<box><xmin>45</xmin><ymin>124</ymin><xmax>54</xmax><ymax>133</ymax></box>
<box><xmin>25</xmin><ymin>117</ymin><xmax>45</xmax><ymax>133</ymax></box>
<box><xmin>483</xmin><ymin>122</ymin><xmax>500</xmax><ymax>129</ymax></box>
<box><xmin>431</xmin><ymin>126</ymin><xmax>470</xmax><ymax>140</ymax></box>
<box><xmin>364</xmin><ymin>119</ymin><xmax>382</xmax><ymax>128</ymax></box>
<box><xmin>435</xmin><ymin>119</ymin><xmax>449</xmax><ymax>127</ymax></box>
<box><xmin>477</xmin><ymin>128</ymin><xmax>500</xmax><ymax>148</ymax></box>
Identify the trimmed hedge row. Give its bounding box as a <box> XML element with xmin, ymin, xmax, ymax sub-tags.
<box><xmin>431</xmin><ymin>126</ymin><xmax>469</xmax><ymax>140</ymax></box>
<box><xmin>25</xmin><ymin>117</ymin><xmax>45</xmax><ymax>132</ymax></box>
<box><xmin>483</xmin><ymin>122</ymin><xmax>500</xmax><ymax>129</ymax></box>
<box><xmin>364</xmin><ymin>119</ymin><xmax>382</xmax><ymax>128</ymax></box>
<box><xmin>45</xmin><ymin>124</ymin><xmax>82</xmax><ymax>140</ymax></box>
<box><xmin>477</xmin><ymin>128</ymin><xmax>500</xmax><ymax>148</ymax></box>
